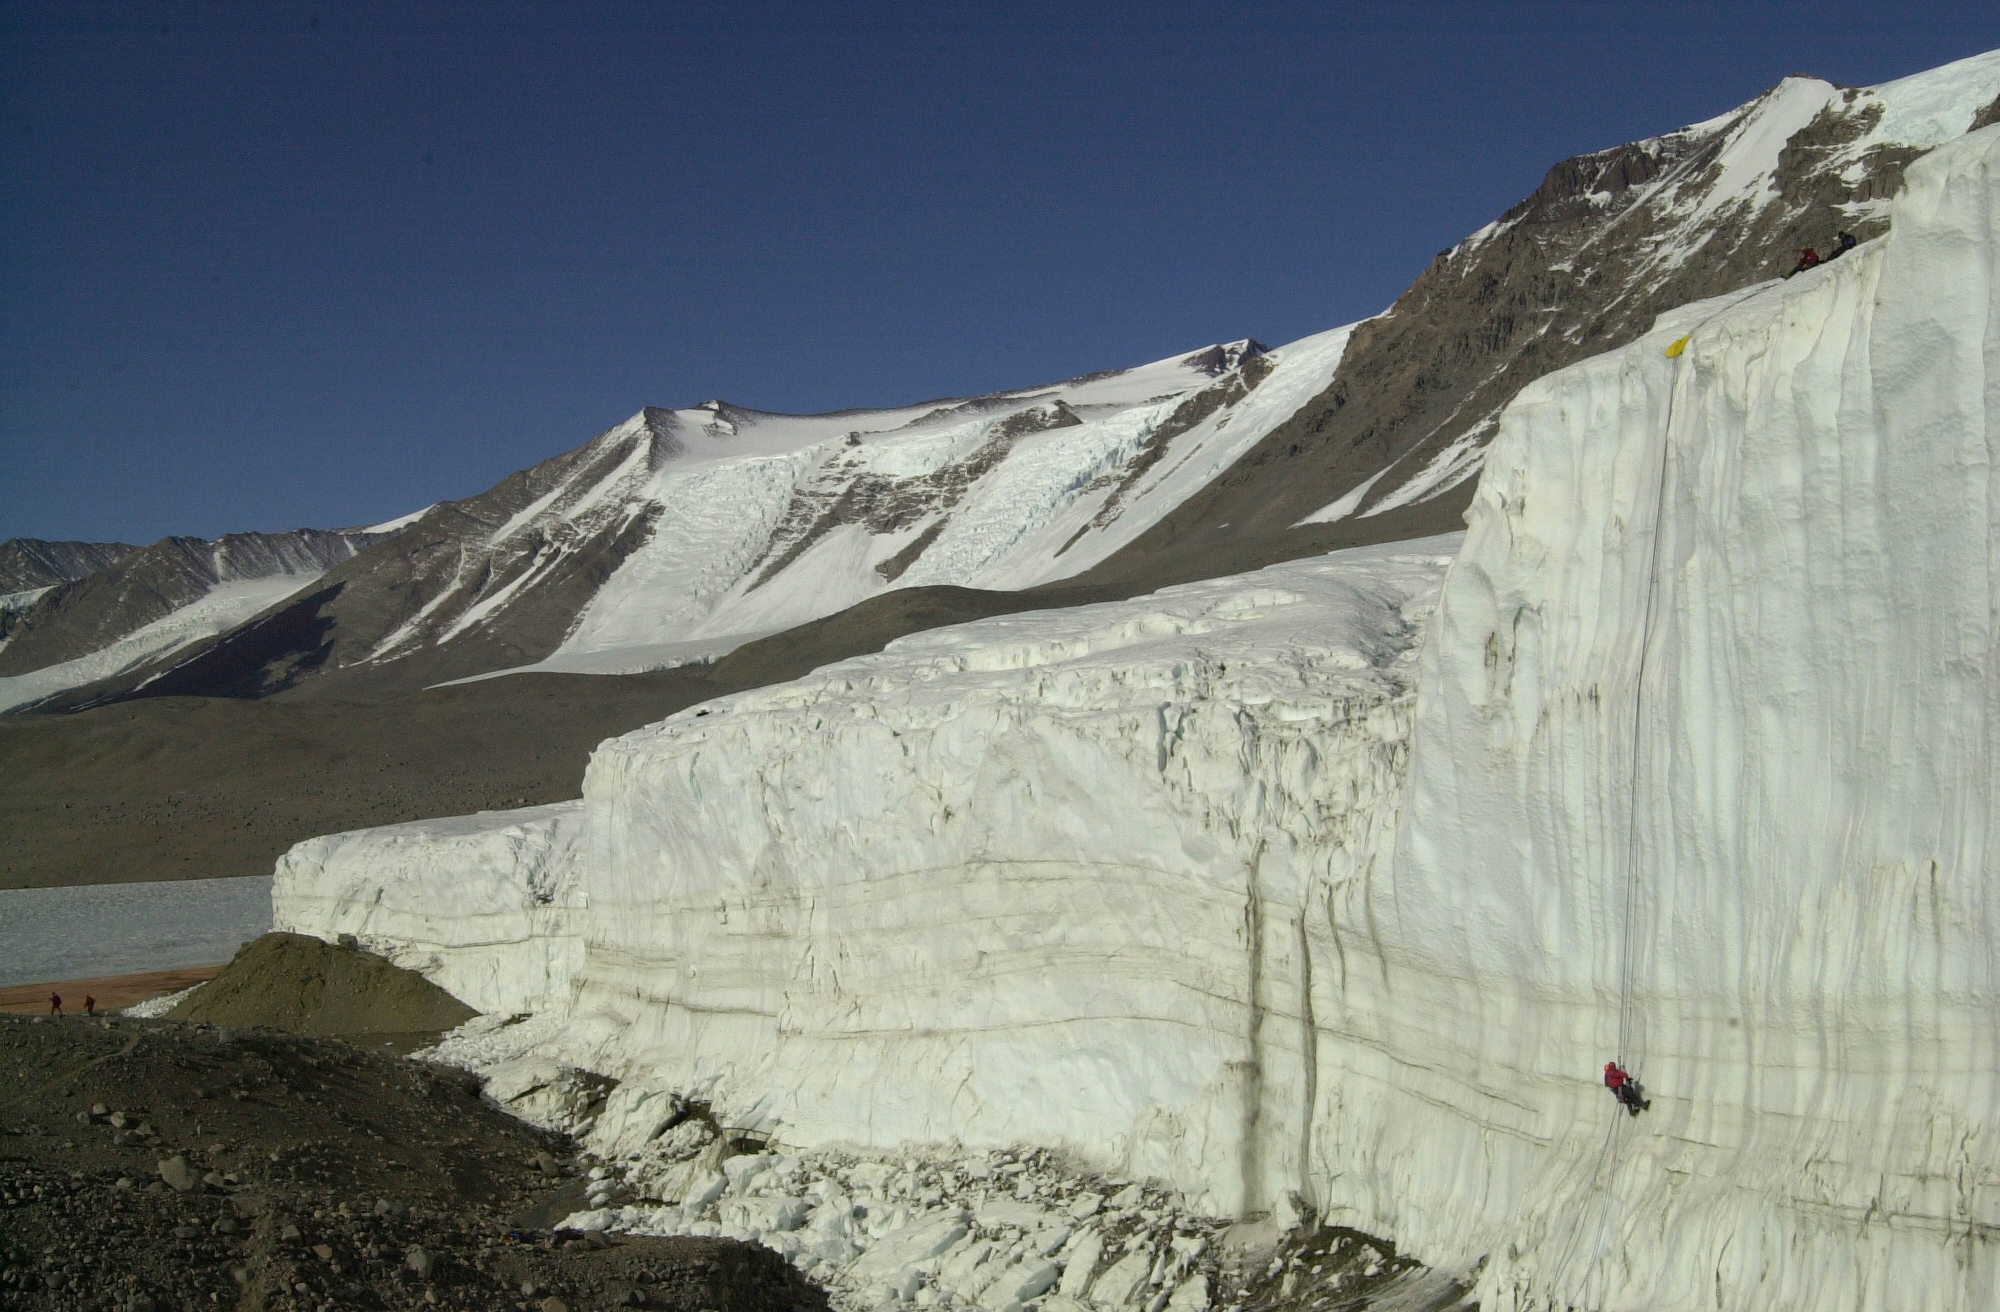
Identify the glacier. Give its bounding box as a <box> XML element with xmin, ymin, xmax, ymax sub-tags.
<box><xmin>1354</xmin><ymin>125</ymin><xmax>2000</xmax><ymax>1309</ymax></box>
<box><xmin>273</xmin><ymin>124</ymin><xmax>2000</xmax><ymax>1311</ymax></box>
<box><xmin>0</xmin><ymin>576</ymin><xmax>338</xmax><ymax>713</ymax></box>
<box><xmin>278</xmin><ymin>533</ymin><xmax>1458</xmax><ymax>1212</ymax></box>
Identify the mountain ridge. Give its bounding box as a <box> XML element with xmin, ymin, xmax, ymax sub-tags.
<box><xmin>25</xmin><ymin>50</ymin><xmax>1987</xmax><ymax>710</ymax></box>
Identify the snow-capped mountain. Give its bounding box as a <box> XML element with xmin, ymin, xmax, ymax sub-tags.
<box><xmin>14</xmin><ymin>51</ymin><xmax>2000</xmax><ymax>718</ymax></box>
<box><xmin>278</xmin><ymin>115</ymin><xmax>2000</xmax><ymax>1312</ymax></box>
<box><xmin>40</xmin><ymin>335</ymin><xmax>1346</xmax><ymax>702</ymax></box>
<box><xmin>0</xmin><ymin>528</ymin><xmax>384</xmax><ymax>712</ymax></box>
<box><xmin>0</xmin><ymin>538</ymin><xmax>138</xmax><ymax>641</ymax></box>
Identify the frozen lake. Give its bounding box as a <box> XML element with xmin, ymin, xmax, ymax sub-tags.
<box><xmin>0</xmin><ymin>875</ymin><xmax>272</xmax><ymax>986</ymax></box>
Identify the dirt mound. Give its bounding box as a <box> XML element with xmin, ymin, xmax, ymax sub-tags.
<box><xmin>169</xmin><ymin>932</ymin><xmax>477</xmax><ymax>1037</ymax></box>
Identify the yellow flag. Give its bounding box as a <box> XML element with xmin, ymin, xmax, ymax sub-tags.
<box><xmin>1665</xmin><ymin>335</ymin><xmax>1691</xmax><ymax>358</ymax></box>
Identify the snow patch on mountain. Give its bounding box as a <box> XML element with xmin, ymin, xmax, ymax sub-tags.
<box><xmin>0</xmin><ymin>575</ymin><xmax>325</xmax><ymax>713</ymax></box>
<box><xmin>436</xmin><ymin>332</ymin><xmax>1353</xmax><ymax>686</ymax></box>
<box><xmin>362</xmin><ymin>504</ymin><xmax>437</xmax><ymax>535</ymax></box>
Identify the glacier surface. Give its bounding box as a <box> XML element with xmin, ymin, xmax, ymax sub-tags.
<box><xmin>275</xmin><ymin>126</ymin><xmax>2000</xmax><ymax>1311</ymax></box>
<box><xmin>0</xmin><ymin>576</ymin><xmax>326</xmax><ymax>713</ymax></box>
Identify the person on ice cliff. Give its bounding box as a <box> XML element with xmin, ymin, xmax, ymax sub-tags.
<box><xmin>1605</xmin><ymin>1061</ymin><xmax>1649</xmax><ymax>1115</ymax></box>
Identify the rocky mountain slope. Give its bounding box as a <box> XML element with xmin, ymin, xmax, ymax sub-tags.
<box><xmin>24</xmin><ymin>336</ymin><xmax>1348</xmax><ymax>705</ymax></box>
<box><xmin>0</xmin><ymin>538</ymin><xmax>138</xmax><ymax>645</ymax></box>
<box><xmin>0</xmin><ymin>529</ymin><xmax>384</xmax><ymax>712</ymax></box>
<box><xmin>276</xmin><ymin>118</ymin><xmax>2000</xmax><ymax>1312</ymax></box>
<box><xmin>0</xmin><ymin>538</ymin><xmax>137</xmax><ymax>594</ymax></box>
<box><xmin>1073</xmin><ymin>49</ymin><xmax>2000</xmax><ymax>592</ymax></box>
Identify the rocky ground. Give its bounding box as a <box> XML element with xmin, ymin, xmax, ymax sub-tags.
<box><xmin>1</xmin><ymin>936</ymin><xmax>1469</xmax><ymax>1312</ymax></box>
<box><xmin>0</xmin><ymin>1013</ymin><xmax>829</xmax><ymax>1312</ymax></box>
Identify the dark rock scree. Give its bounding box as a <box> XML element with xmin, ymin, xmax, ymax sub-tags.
<box><xmin>0</xmin><ymin>1009</ymin><xmax>830</xmax><ymax>1312</ymax></box>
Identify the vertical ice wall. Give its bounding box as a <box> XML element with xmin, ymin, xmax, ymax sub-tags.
<box><xmin>275</xmin><ymin>540</ymin><xmax>1459</xmax><ymax>1219</ymax></box>
<box><xmin>274</xmin><ymin>802</ymin><xmax>587</xmax><ymax>1015</ymax></box>
<box><xmin>1333</xmin><ymin>127</ymin><xmax>1999</xmax><ymax>1310</ymax></box>
<box><xmin>554</xmin><ymin>542</ymin><xmax>1455</xmax><ymax>1220</ymax></box>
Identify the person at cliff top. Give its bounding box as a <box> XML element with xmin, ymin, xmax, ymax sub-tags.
<box><xmin>1790</xmin><ymin>246</ymin><xmax>1821</xmax><ymax>275</ymax></box>
<box><xmin>49</xmin><ymin>992</ymin><xmax>61</xmax><ymax>1016</ymax></box>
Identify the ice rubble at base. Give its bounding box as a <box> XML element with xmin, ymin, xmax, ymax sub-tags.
<box><xmin>420</xmin><ymin>1014</ymin><xmax>1430</xmax><ymax>1312</ymax></box>
<box><xmin>279</xmin><ymin>126</ymin><xmax>2000</xmax><ymax>1311</ymax></box>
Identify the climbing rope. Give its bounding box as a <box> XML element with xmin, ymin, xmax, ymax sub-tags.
<box><xmin>1552</xmin><ymin>285</ymin><xmax>1766</xmax><ymax>1305</ymax></box>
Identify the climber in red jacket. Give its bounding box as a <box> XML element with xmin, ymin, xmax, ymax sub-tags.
<box><xmin>1604</xmin><ymin>1061</ymin><xmax>1649</xmax><ymax>1115</ymax></box>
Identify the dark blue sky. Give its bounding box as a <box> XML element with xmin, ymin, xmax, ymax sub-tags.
<box><xmin>6</xmin><ymin>1</ymin><xmax>1998</xmax><ymax>545</ymax></box>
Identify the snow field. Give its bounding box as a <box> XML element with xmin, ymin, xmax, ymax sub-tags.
<box><xmin>521</xmin><ymin>330</ymin><xmax>1358</xmax><ymax>677</ymax></box>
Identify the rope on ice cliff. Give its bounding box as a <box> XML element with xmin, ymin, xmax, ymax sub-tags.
<box><xmin>1554</xmin><ymin>287</ymin><xmax>1767</xmax><ymax>1306</ymax></box>
<box><xmin>1614</xmin><ymin>287</ymin><xmax>1761</xmax><ymax>1079</ymax></box>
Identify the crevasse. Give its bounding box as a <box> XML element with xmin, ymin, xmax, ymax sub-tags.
<box><xmin>276</xmin><ymin>125</ymin><xmax>2000</xmax><ymax>1310</ymax></box>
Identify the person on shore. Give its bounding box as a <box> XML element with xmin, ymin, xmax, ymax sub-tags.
<box><xmin>84</xmin><ymin>995</ymin><xmax>96</xmax><ymax>1016</ymax></box>
<box><xmin>49</xmin><ymin>992</ymin><xmax>62</xmax><ymax>1016</ymax></box>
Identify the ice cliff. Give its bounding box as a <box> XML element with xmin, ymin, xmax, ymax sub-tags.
<box><xmin>277</xmin><ymin>536</ymin><xmax>1458</xmax><ymax>1214</ymax></box>
<box><xmin>276</xmin><ymin>125</ymin><xmax>2000</xmax><ymax>1310</ymax></box>
<box><xmin>1350</xmin><ymin>125</ymin><xmax>1999</xmax><ymax>1309</ymax></box>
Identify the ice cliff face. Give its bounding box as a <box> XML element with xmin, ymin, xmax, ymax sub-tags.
<box><xmin>276</xmin><ymin>125</ymin><xmax>2000</xmax><ymax>1312</ymax></box>
<box><xmin>276</xmin><ymin>535</ymin><xmax>1459</xmax><ymax>1220</ymax></box>
<box><xmin>1347</xmin><ymin>124</ymin><xmax>1999</xmax><ymax>1311</ymax></box>
<box><xmin>273</xmin><ymin>802</ymin><xmax>587</xmax><ymax>1015</ymax></box>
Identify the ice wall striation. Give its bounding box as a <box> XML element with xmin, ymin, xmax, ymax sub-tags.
<box><xmin>277</xmin><ymin>537</ymin><xmax>1460</xmax><ymax>1218</ymax></box>
<box><xmin>1341</xmin><ymin>127</ymin><xmax>1999</xmax><ymax>1310</ymax></box>
<box><xmin>273</xmin><ymin>801</ymin><xmax>586</xmax><ymax>1015</ymax></box>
